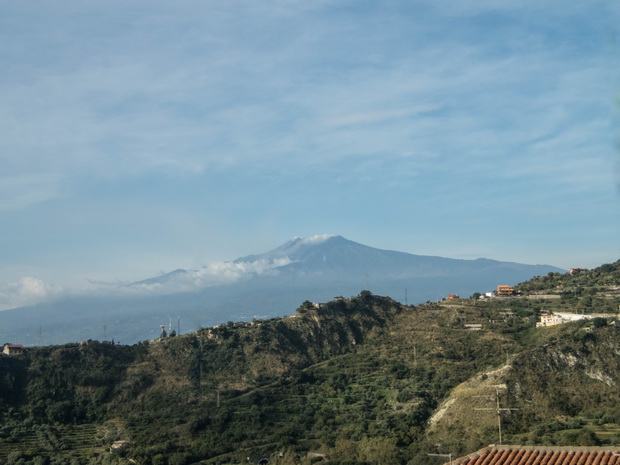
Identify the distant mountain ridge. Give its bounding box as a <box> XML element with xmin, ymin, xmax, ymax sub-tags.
<box><xmin>136</xmin><ymin>234</ymin><xmax>563</xmax><ymax>286</ymax></box>
<box><xmin>0</xmin><ymin>235</ymin><xmax>564</xmax><ymax>345</ymax></box>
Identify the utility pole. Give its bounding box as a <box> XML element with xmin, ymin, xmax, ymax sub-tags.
<box><xmin>405</xmin><ymin>288</ymin><xmax>408</xmax><ymax>306</ymax></box>
<box><xmin>474</xmin><ymin>386</ymin><xmax>519</xmax><ymax>444</ymax></box>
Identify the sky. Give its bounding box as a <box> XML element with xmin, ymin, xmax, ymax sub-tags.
<box><xmin>1</xmin><ymin>0</ymin><xmax>619</xmax><ymax>310</ymax></box>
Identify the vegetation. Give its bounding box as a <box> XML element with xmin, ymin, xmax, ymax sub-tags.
<box><xmin>0</xmin><ymin>261</ymin><xmax>619</xmax><ymax>464</ymax></box>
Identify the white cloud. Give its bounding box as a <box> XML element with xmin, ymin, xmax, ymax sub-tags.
<box><xmin>121</xmin><ymin>257</ymin><xmax>294</xmax><ymax>295</ymax></box>
<box><xmin>300</xmin><ymin>234</ymin><xmax>333</xmax><ymax>245</ymax></box>
<box><xmin>0</xmin><ymin>256</ymin><xmax>295</xmax><ymax>309</ymax></box>
<box><xmin>0</xmin><ymin>277</ymin><xmax>64</xmax><ymax>311</ymax></box>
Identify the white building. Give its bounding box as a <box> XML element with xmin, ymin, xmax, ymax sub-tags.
<box><xmin>536</xmin><ymin>313</ymin><xmax>564</xmax><ymax>328</ymax></box>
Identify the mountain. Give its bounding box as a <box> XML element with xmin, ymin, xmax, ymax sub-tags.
<box><xmin>0</xmin><ymin>261</ymin><xmax>618</xmax><ymax>464</ymax></box>
<box><xmin>0</xmin><ymin>235</ymin><xmax>564</xmax><ymax>346</ymax></box>
<box><xmin>148</xmin><ymin>235</ymin><xmax>561</xmax><ymax>283</ymax></box>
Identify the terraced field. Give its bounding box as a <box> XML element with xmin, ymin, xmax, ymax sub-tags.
<box><xmin>0</xmin><ymin>423</ymin><xmax>102</xmax><ymax>460</ymax></box>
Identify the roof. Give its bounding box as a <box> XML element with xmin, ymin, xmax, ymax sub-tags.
<box><xmin>450</xmin><ymin>445</ymin><xmax>620</xmax><ymax>465</ymax></box>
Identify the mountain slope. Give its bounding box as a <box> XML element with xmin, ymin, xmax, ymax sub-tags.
<box><xmin>233</xmin><ymin>235</ymin><xmax>562</xmax><ymax>278</ymax></box>
<box><xmin>141</xmin><ymin>235</ymin><xmax>563</xmax><ymax>284</ymax></box>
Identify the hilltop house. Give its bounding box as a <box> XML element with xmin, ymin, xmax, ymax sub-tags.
<box><xmin>569</xmin><ymin>268</ymin><xmax>587</xmax><ymax>275</ymax></box>
<box><xmin>2</xmin><ymin>344</ymin><xmax>24</xmax><ymax>356</ymax></box>
<box><xmin>445</xmin><ymin>445</ymin><xmax>620</xmax><ymax>464</ymax></box>
<box><xmin>496</xmin><ymin>285</ymin><xmax>515</xmax><ymax>297</ymax></box>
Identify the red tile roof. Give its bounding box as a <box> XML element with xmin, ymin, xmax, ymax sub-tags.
<box><xmin>450</xmin><ymin>446</ymin><xmax>620</xmax><ymax>465</ymax></box>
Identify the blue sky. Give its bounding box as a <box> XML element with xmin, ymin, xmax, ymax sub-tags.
<box><xmin>0</xmin><ymin>0</ymin><xmax>619</xmax><ymax>309</ymax></box>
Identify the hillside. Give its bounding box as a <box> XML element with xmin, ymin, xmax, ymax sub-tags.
<box><xmin>0</xmin><ymin>261</ymin><xmax>618</xmax><ymax>465</ymax></box>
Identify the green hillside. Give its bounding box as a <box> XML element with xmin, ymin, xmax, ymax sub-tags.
<box><xmin>1</xmin><ymin>262</ymin><xmax>619</xmax><ymax>465</ymax></box>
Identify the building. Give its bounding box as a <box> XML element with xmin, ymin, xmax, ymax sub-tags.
<box><xmin>536</xmin><ymin>313</ymin><xmax>564</xmax><ymax>328</ymax></box>
<box><xmin>446</xmin><ymin>445</ymin><xmax>620</xmax><ymax>465</ymax></box>
<box><xmin>569</xmin><ymin>268</ymin><xmax>587</xmax><ymax>275</ymax></box>
<box><xmin>496</xmin><ymin>285</ymin><xmax>515</xmax><ymax>297</ymax></box>
<box><xmin>2</xmin><ymin>344</ymin><xmax>24</xmax><ymax>356</ymax></box>
<box><xmin>110</xmin><ymin>440</ymin><xmax>129</xmax><ymax>452</ymax></box>
<box><xmin>464</xmin><ymin>324</ymin><xmax>483</xmax><ymax>331</ymax></box>
<box><xmin>447</xmin><ymin>294</ymin><xmax>459</xmax><ymax>299</ymax></box>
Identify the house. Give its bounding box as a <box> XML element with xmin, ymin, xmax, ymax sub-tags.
<box><xmin>2</xmin><ymin>344</ymin><xmax>24</xmax><ymax>356</ymax></box>
<box><xmin>496</xmin><ymin>285</ymin><xmax>515</xmax><ymax>297</ymax></box>
<box><xmin>536</xmin><ymin>313</ymin><xmax>564</xmax><ymax>328</ymax></box>
<box><xmin>446</xmin><ymin>445</ymin><xmax>620</xmax><ymax>464</ymax></box>
<box><xmin>447</xmin><ymin>294</ymin><xmax>459</xmax><ymax>299</ymax></box>
<box><xmin>569</xmin><ymin>268</ymin><xmax>587</xmax><ymax>275</ymax></box>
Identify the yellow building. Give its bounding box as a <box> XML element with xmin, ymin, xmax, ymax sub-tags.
<box><xmin>496</xmin><ymin>285</ymin><xmax>515</xmax><ymax>296</ymax></box>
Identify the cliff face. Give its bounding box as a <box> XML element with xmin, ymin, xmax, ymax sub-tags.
<box><xmin>507</xmin><ymin>325</ymin><xmax>620</xmax><ymax>418</ymax></box>
<box><xmin>426</xmin><ymin>322</ymin><xmax>620</xmax><ymax>454</ymax></box>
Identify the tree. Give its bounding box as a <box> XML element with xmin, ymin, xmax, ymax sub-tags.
<box><xmin>356</xmin><ymin>436</ymin><xmax>398</xmax><ymax>465</ymax></box>
<box><xmin>297</xmin><ymin>301</ymin><xmax>315</xmax><ymax>315</ymax></box>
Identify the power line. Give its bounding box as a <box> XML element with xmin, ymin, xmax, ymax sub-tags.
<box><xmin>474</xmin><ymin>386</ymin><xmax>519</xmax><ymax>444</ymax></box>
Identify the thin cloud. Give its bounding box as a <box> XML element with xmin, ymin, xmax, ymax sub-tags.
<box><xmin>324</xmin><ymin>104</ymin><xmax>442</xmax><ymax>128</ymax></box>
<box><xmin>0</xmin><ymin>0</ymin><xmax>611</xmax><ymax>182</ymax></box>
<box><xmin>0</xmin><ymin>174</ymin><xmax>63</xmax><ymax>211</ymax></box>
<box><xmin>0</xmin><ymin>0</ymin><xmax>616</xmax><ymax>287</ymax></box>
